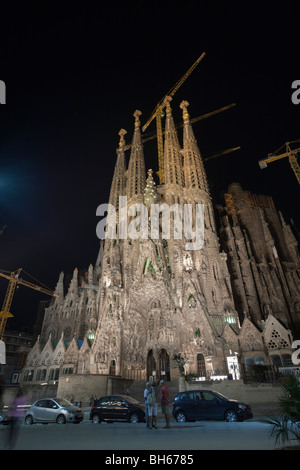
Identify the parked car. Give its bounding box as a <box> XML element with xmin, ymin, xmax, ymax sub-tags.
<box><xmin>172</xmin><ymin>390</ymin><xmax>253</xmax><ymax>422</ymax></box>
<box><xmin>0</xmin><ymin>407</ymin><xmax>10</xmax><ymax>425</ymax></box>
<box><xmin>25</xmin><ymin>398</ymin><xmax>84</xmax><ymax>425</ymax></box>
<box><xmin>90</xmin><ymin>395</ymin><xmax>145</xmax><ymax>424</ymax></box>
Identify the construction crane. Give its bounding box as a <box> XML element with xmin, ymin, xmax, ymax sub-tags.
<box><xmin>141</xmin><ymin>52</ymin><xmax>206</xmax><ymax>184</ymax></box>
<box><xmin>258</xmin><ymin>140</ymin><xmax>300</xmax><ymax>185</ymax></box>
<box><xmin>0</xmin><ymin>268</ymin><xmax>57</xmax><ymax>340</ymax></box>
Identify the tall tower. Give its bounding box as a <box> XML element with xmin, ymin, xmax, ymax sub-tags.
<box><xmin>126</xmin><ymin>110</ymin><xmax>146</xmax><ymax>202</ymax></box>
<box><xmin>90</xmin><ymin>98</ymin><xmax>239</xmax><ymax>381</ymax></box>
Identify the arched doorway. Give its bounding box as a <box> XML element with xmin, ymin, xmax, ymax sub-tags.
<box><xmin>159</xmin><ymin>349</ymin><xmax>170</xmax><ymax>381</ymax></box>
<box><xmin>197</xmin><ymin>353</ymin><xmax>206</xmax><ymax>378</ymax></box>
<box><xmin>109</xmin><ymin>360</ymin><xmax>116</xmax><ymax>375</ymax></box>
<box><xmin>147</xmin><ymin>350</ymin><xmax>156</xmax><ymax>380</ymax></box>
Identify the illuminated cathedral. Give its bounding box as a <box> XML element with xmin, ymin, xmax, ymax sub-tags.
<box><xmin>21</xmin><ymin>97</ymin><xmax>300</xmax><ymax>399</ymax></box>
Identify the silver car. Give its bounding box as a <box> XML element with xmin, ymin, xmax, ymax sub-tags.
<box><xmin>25</xmin><ymin>398</ymin><xmax>83</xmax><ymax>424</ymax></box>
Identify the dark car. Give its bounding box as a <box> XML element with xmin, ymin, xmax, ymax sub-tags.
<box><xmin>90</xmin><ymin>395</ymin><xmax>145</xmax><ymax>424</ymax></box>
<box><xmin>172</xmin><ymin>390</ymin><xmax>253</xmax><ymax>422</ymax></box>
<box><xmin>25</xmin><ymin>398</ymin><xmax>84</xmax><ymax>424</ymax></box>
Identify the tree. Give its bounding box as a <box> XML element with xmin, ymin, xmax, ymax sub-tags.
<box><xmin>260</xmin><ymin>376</ymin><xmax>300</xmax><ymax>448</ymax></box>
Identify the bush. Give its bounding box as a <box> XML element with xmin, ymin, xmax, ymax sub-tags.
<box><xmin>260</xmin><ymin>376</ymin><xmax>300</xmax><ymax>448</ymax></box>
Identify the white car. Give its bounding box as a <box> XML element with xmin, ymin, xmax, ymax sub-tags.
<box><xmin>25</xmin><ymin>398</ymin><xmax>83</xmax><ymax>424</ymax></box>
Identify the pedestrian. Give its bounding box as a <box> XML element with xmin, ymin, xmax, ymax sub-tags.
<box><xmin>144</xmin><ymin>382</ymin><xmax>151</xmax><ymax>428</ymax></box>
<box><xmin>89</xmin><ymin>395</ymin><xmax>94</xmax><ymax>406</ymax></box>
<box><xmin>151</xmin><ymin>380</ymin><xmax>159</xmax><ymax>429</ymax></box>
<box><xmin>160</xmin><ymin>379</ymin><xmax>171</xmax><ymax>428</ymax></box>
<box><xmin>146</xmin><ymin>382</ymin><xmax>157</xmax><ymax>429</ymax></box>
<box><xmin>6</xmin><ymin>387</ymin><xmax>28</xmax><ymax>449</ymax></box>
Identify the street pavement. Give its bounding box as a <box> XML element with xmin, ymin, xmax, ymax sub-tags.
<box><xmin>0</xmin><ymin>410</ymin><xmax>284</xmax><ymax>451</ymax></box>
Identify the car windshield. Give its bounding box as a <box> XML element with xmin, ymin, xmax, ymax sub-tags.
<box><xmin>54</xmin><ymin>398</ymin><xmax>74</xmax><ymax>407</ymax></box>
<box><xmin>212</xmin><ymin>392</ymin><xmax>230</xmax><ymax>401</ymax></box>
<box><xmin>119</xmin><ymin>395</ymin><xmax>141</xmax><ymax>405</ymax></box>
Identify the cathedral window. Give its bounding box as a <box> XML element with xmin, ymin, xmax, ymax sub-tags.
<box><xmin>64</xmin><ymin>327</ymin><xmax>72</xmax><ymax>338</ymax></box>
<box><xmin>244</xmin><ymin>357</ymin><xmax>254</xmax><ymax>371</ymax></box>
<box><xmin>271</xmin><ymin>329</ymin><xmax>280</xmax><ymax>339</ymax></box>
<box><xmin>279</xmin><ymin>338</ymin><xmax>289</xmax><ymax>348</ymax></box>
<box><xmin>254</xmin><ymin>356</ymin><xmax>265</xmax><ymax>365</ymax></box>
<box><xmin>197</xmin><ymin>354</ymin><xmax>206</xmax><ymax>377</ymax></box>
<box><xmin>23</xmin><ymin>369</ymin><xmax>34</xmax><ymax>382</ymax></box>
<box><xmin>270</xmin><ymin>354</ymin><xmax>282</xmax><ymax>366</ymax></box>
<box><xmin>282</xmin><ymin>354</ymin><xmax>293</xmax><ymax>366</ymax></box>
<box><xmin>268</xmin><ymin>339</ymin><xmax>278</xmax><ymax>349</ymax></box>
<box><xmin>224</xmin><ymin>314</ymin><xmax>236</xmax><ymax>324</ymax></box>
<box><xmin>109</xmin><ymin>360</ymin><xmax>116</xmax><ymax>375</ymax></box>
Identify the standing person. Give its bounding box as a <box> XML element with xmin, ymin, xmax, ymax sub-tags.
<box><xmin>151</xmin><ymin>380</ymin><xmax>159</xmax><ymax>429</ymax></box>
<box><xmin>160</xmin><ymin>379</ymin><xmax>170</xmax><ymax>428</ymax></box>
<box><xmin>144</xmin><ymin>382</ymin><xmax>150</xmax><ymax>428</ymax></box>
<box><xmin>146</xmin><ymin>382</ymin><xmax>156</xmax><ymax>429</ymax></box>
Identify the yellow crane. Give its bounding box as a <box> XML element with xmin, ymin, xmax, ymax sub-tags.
<box><xmin>0</xmin><ymin>268</ymin><xmax>57</xmax><ymax>340</ymax></box>
<box><xmin>141</xmin><ymin>52</ymin><xmax>206</xmax><ymax>184</ymax></box>
<box><xmin>258</xmin><ymin>140</ymin><xmax>300</xmax><ymax>185</ymax></box>
<box><xmin>120</xmin><ymin>102</ymin><xmax>240</xmax><ymax>167</ymax></box>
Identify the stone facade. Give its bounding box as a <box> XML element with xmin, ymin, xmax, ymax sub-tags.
<box><xmin>20</xmin><ymin>98</ymin><xmax>300</xmax><ymax>400</ymax></box>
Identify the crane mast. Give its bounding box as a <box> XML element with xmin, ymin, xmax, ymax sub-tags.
<box><xmin>142</xmin><ymin>53</ymin><xmax>206</xmax><ymax>184</ymax></box>
<box><xmin>0</xmin><ymin>269</ymin><xmax>57</xmax><ymax>340</ymax></box>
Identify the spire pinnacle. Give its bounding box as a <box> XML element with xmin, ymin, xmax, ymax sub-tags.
<box><xmin>164</xmin><ymin>96</ymin><xmax>172</xmax><ymax>116</ymax></box>
<box><xmin>180</xmin><ymin>100</ymin><xmax>190</xmax><ymax>121</ymax></box>
<box><xmin>133</xmin><ymin>110</ymin><xmax>142</xmax><ymax>129</ymax></box>
<box><xmin>118</xmin><ymin>129</ymin><xmax>127</xmax><ymax>149</ymax></box>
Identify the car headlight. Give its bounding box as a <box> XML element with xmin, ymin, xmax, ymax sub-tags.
<box><xmin>237</xmin><ymin>404</ymin><xmax>247</xmax><ymax>410</ymax></box>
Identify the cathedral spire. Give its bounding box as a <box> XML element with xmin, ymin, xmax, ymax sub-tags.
<box><xmin>108</xmin><ymin>129</ymin><xmax>127</xmax><ymax>209</ymax></box>
<box><xmin>180</xmin><ymin>100</ymin><xmax>209</xmax><ymax>192</ymax></box>
<box><xmin>163</xmin><ymin>96</ymin><xmax>184</xmax><ymax>186</ymax></box>
<box><xmin>126</xmin><ymin>110</ymin><xmax>146</xmax><ymax>200</ymax></box>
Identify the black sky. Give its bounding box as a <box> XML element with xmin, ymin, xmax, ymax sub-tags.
<box><xmin>0</xmin><ymin>2</ymin><xmax>299</xmax><ymax>331</ymax></box>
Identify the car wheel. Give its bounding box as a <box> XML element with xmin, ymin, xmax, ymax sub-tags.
<box><xmin>25</xmin><ymin>415</ymin><xmax>33</xmax><ymax>425</ymax></box>
<box><xmin>91</xmin><ymin>414</ymin><xmax>101</xmax><ymax>424</ymax></box>
<box><xmin>175</xmin><ymin>411</ymin><xmax>187</xmax><ymax>423</ymax></box>
<box><xmin>56</xmin><ymin>414</ymin><xmax>66</xmax><ymax>424</ymax></box>
<box><xmin>129</xmin><ymin>413</ymin><xmax>139</xmax><ymax>423</ymax></box>
<box><xmin>225</xmin><ymin>410</ymin><xmax>238</xmax><ymax>422</ymax></box>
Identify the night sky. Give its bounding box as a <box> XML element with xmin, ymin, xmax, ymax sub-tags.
<box><xmin>0</xmin><ymin>2</ymin><xmax>299</xmax><ymax>331</ymax></box>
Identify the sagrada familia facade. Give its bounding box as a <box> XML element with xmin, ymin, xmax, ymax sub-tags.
<box><xmin>21</xmin><ymin>97</ymin><xmax>300</xmax><ymax>395</ymax></box>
